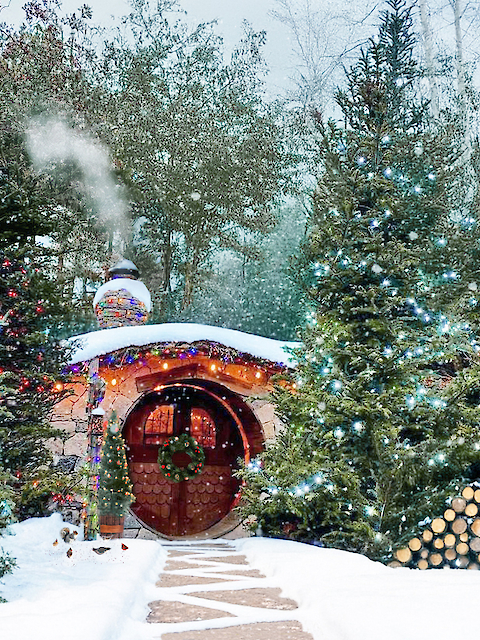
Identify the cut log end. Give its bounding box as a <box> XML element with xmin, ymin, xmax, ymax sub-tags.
<box><xmin>429</xmin><ymin>553</ymin><xmax>443</xmax><ymax>566</ymax></box>
<box><xmin>465</xmin><ymin>503</ymin><xmax>478</xmax><ymax>517</ymax></box>
<box><xmin>408</xmin><ymin>537</ymin><xmax>422</xmax><ymax>552</ymax></box>
<box><xmin>444</xmin><ymin>509</ymin><xmax>456</xmax><ymax>522</ymax></box>
<box><xmin>471</xmin><ymin>519</ymin><xmax>480</xmax><ymax>536</ymax></box>
<box><xmin>469</xmin><ymin>537</ymin><xmax>480</xmax><ymax>552</ymax></box>
<box><xmin>422</xmin><ymin>529</ymin><xmax>434</xmax><ymax>543</ymax></box>
<box><xmin>444</xmin><ymin>548</ymin><xmax>456</xmax><ymax>561</ymax></box>
<box><xmin>451</xmin><ymin>517</ymin><xmax>467</xmax><ymax>535</ymax></box>
<box><xmin>395</xmin><ymin>548</ymin><xmax>412</xmax><ymax>563</ymax></box>
<box><xmin>444</xmin><ymin>533</ymin><xmax>456</xmax><ymax>547</ymax></box>
<box><xmin>431</xmin><ymin>518</ymin><xmax>447</xmax><ymax>534</ymax></box>
<box><xmin>452</xmin><ymin>497</ymin><xmax>467</xmax><ymax>513</ymax></box>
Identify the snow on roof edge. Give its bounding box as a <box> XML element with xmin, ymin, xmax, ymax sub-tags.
<box><xmin>68</xmin><ymin>323</ymin><xmax>299</xmax><ymax>366</ymax></box>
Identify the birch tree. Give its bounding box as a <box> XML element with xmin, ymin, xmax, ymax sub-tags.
<box><xmin>418</xmin><ymin>0</ymin><xmax>440</xmax><ymax>116</ymax></box>
<box><xmin>270</xmin><ymin>0</ymin><xmax>381</xmax><ymax>108</ymax></box>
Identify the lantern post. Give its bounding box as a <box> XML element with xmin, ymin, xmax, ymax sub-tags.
<box><xmin>83</xmin><ymin>356</ymin><xmax>106</xmax><ymax>540</ymax></box>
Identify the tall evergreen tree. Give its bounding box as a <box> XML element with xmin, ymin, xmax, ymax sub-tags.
<box><xmin>0</xmin><ymin>153</ymin><xmax>74</xmax><ymax>519</ymax></box>
<box><xmin>0</xmin><ymin>1</ymin><xmax>113</xmax><ymax>336</ymax></box>
<box><xmin>239</xmin><ymin>0</ymin><xmax>480</xmax><ymax>560</ymax></box>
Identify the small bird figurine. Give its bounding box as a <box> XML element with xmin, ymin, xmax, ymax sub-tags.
<box><xmin>66</xmin><ymin>548</ymin><xmax>73</xmax><ymax>558</ymax></box>
<box><xmin>92</xmin><ymin>547</ymin><xmax>111</xmax><ymax>555</ymax></box>
<box><xmin>121</xmin><ymin>543</ymin><xmax>128</xmax><ymax>551</ymax></box>
<box><xmin>52</xmin><ymin>539</ymin><xmax>58</xmax><ymax>547</ymax></box>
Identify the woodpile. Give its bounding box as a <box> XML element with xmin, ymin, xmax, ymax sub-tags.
<box><xmin>391</xmin><ymin>484</ymin><xmax>480</xmax><ymax>570</ymax></box>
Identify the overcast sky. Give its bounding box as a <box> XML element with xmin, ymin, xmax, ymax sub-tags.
<box><xmin>0</xmin><ymin>0</ymin><xmax>295</xmax><ymax>95</ymax></box>
<box><xmin>5</xmin><ymin>1</ymin><xmax>472</xmax><ymax>105</ymax></box>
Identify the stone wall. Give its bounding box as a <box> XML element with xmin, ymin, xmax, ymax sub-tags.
<box><xmin>49</xmin><ymin>381</ymin><xmax>88</xmax><ymax>466</ymax></box>
<box><xmin>247</xmin><ymin>399</ymin><xmax>284</xmax><ymax>443</ymax></box>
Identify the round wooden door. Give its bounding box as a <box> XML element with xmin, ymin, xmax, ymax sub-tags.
<box><xmin>123</xmin><ymin>384</ymin><xmax>245</xmax><ymax>536</ymax></box>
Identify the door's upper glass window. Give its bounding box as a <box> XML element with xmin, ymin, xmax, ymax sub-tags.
<box><xmin>144</xmin><ymin>404</ymin><xmax>174</xmax><ymax>444</ymax></box>
<box><xmin>190</xmin><ymin>408</ymin><xmax>216</xmax><ymax>448</ymax></box>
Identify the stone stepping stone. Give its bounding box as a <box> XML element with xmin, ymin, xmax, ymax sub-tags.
<box><xmin>214</xmin><ymin>569</ymin><xmax>266</xmax><ymax>578</ymax></box>
<box><xmin>161</xmin><ymin>620</ymin><xmax>314</xmax><ymax>640</ymax></box>
<box><xmin>164</xmin><ymin>561</ymin><xmax>214</xmax><ymax>571</ymax></box>
<box><xmin>189</xmin><ymin>587</ymin><xmax>298</xmax><ymax>610</ymax></box>
<box><xmin>147</xmin><ymin>600</ymin><xmax>235</xmax><ymax>624</ymax></box>
<box><xmin>156</xmin><ymin>574</ymin><xmax>236</xmax><ymax>588</ymax></box>
<box><xmin>170</xmin><ymin>544</ymin><xmax>233</xmax><ymax>551</ymax></box>
<box><xmin>200</xmin><ymin>554</ymin><xmax>249</xmax><ymax>565</ymax></box>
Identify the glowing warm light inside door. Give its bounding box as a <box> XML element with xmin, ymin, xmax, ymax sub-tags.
<box><xmin>190</xmin><ymin>408</ymin><xmax>216</xmax><ymax>448</ymax></box>
<box><xmin>144</xmin><ymin>404</ymin><xmax>174</xmax><ymax>443</ymax></box>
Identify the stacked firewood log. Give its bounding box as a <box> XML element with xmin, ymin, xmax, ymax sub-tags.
<box><xmin>391</xmin><ymin>484</ymin><xmax>480</xmax><ymax>569</ymax></box>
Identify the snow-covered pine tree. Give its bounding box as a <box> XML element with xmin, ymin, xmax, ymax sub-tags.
<box><xmin>239</xmin><ymin>0</ymin><xmax>480</xmax><ymax>561</ymax></box>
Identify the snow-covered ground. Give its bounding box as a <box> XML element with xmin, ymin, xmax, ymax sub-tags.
<box><xmin>237</xmin><ymin>538</ymin><xmax>480</xmax><ymax>640</ymax></box>
<box><xmin>2</xmin><ymin>516</ymin><xmax>480</xmax><ymax>640</ymax></box>
<box><xmin>0</xmin><ymin>514</ymin><xmax>166</xmax><ymax>640</ymax></box>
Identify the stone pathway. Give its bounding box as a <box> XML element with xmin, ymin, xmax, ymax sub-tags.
<box><xmin>147</xmin><ymin>542</ymin><xmax>314</xmax><ymax>640</ymax></box>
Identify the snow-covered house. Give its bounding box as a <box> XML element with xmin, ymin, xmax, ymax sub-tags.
<box><xmin>51</xmin><ymin>260</ymin><xmax>295</xmax><ymax>539</ymax></box>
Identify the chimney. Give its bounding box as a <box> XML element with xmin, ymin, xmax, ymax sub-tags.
<box><xmin>93</xmin><ymin>259</ymin><xmax>151</xmax><ymax>329</ymax></box>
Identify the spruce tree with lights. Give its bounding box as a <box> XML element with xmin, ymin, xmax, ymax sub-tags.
<box><xmin>239</xmin><ymin>0</ymin><xmax>480</xmax><ymax>560</ymax></box>
<box><xmin>0</xmin><ymin>237</ymin><xmax>73</xmax><ymax>519</ymax></box>
<box><xmin>97</xmin><ymin>412</ymin><xmax>134</xmax><ymax>521</ymax></box>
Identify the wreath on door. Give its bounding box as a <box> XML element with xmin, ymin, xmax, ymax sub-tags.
<box><xmin>158</xmin><ymin>433</ymin><xmax>205</xmax><ymax>482</ymax></box>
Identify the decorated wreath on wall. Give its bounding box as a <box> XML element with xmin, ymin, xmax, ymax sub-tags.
<box><xmin>158</xmin><ymin>433</ymin><xmax>205</xmax><ymax>482</ymax></box>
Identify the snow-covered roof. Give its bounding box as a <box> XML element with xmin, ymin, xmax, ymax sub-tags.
<box><xmin>69</xmin><ymin>323</ymin><xmax>298</xmax><ymax>366</ymax></box>
<box><xmin>92</xmin><ymin>278</ymin><xmax>152</xmax><ymax>312</ymax></box>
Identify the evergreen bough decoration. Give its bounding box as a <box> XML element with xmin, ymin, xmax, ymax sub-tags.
<box><xmin>158</xmin><ymin>434</ymin><xmax>205</xmax><ymax>482</ymax></box>
<box><xmin>98</xmin><ymin>412</ymin><xmax>134</xmax><ymax>517</ymax></box>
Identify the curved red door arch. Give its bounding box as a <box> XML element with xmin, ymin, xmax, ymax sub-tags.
<box><xmin>123</xmin><ymin>381</ymin><xmax>252</xmax><ymax>536</ymax></box>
